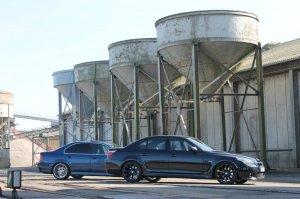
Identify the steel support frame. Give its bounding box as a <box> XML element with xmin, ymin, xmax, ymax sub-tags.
<box><xmin>156</xmin><ymin>42</ymin><xmax>268</xmax><ymax>169</ymax></box>
<box><xmin>32</xmin><ymin>137</ymin><xmax>49</xmax><ymax>166</ymax></box>
<box><xmin>112</xmin><ymin>74</ymin><xmax>133</xmax><ymax>146</ymax></box>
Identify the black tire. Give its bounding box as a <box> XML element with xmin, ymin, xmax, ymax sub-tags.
<box><xmin>71</xmin><ymin>175</ymin><xmax>83</xmax><ymax>179</ymax></box>
<box><xmin>214</xmin><ymin>162</ymin><xmax>237</xmax><ymax>184</ymax></box>
<box><xmin>145</xmin><ymin>177</ymin><xmax>161</xmax><ymax>183</ymax></box>
<box><xmin>52</xmin><ymin>163</ymin><xmax>71</xmax><ymax>180</ymax></box>
<box><xmin>122</xmin><ymin>161</ymin><xmax>143</xmax><ymax>183</ymax></box>
<box><xmin>235</xmin><ymin>179</ymin><xmax>247</xmax><ymax>184</ymax></box>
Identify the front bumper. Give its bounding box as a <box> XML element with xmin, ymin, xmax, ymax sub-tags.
<box><xmin>238</xmin><ymin>165</ymin><xmax>265</xmax><ymax>180</ymax></box>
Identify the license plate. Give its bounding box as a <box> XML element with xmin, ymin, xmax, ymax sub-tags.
<box><xmin>260</xmin><ymin>166</ymin><xmax>265</xmax><ymax>172</ymax></box>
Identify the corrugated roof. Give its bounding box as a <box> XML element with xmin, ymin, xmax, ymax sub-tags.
<box><xmin>236</xmin><ymin>38</ymin><xmax>300</xmax><ymax>72</ymax></box>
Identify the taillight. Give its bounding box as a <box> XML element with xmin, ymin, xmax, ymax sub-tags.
<box><xmin>107</xmin><ymin>151</ymin><xmax>115</xmax><ymax>157</ymax></box>
<box><xmin>40</xmin><ymin>154</ymin><xmax>42</xmax><ymax>161</ymax></box>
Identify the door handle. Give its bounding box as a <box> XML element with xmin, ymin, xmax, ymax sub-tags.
<box><xmin>170</xmin><ymin>154</ymin><xmax>176</xmax><ymax>157</ymax></box>
<box><xmin>92</xmin><ymin>157</ymin><xmax>97</xmax><ymax>159</ymax></box>
<box><xmin>140</xmin><ymin>153</ymin><xmax>147</xmax><ymax>156</ymax></box>
<box><xmin>68</xmin><ymin>156</ymin><xmax>71</xmax><ymax>159</ymax></box>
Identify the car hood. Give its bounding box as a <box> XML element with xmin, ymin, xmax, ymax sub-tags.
<box><xmin>209</xmin><ymin>150</ymin><xmax>258</xmax><ymax>163</ymax></box>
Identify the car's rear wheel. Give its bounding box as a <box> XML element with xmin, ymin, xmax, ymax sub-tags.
<box><xmin>71</xmin><ymin>175</ymin><xmax>83</xmax><ymax>179</ymax></box>
<box><xmin>235</xmin><ymin>179</ymin><xmax>247</xmax><ymax>184</ymax></box>
<box><xmin>145</xmin><ymin>177</ymin><xmax>161</xmax><ymax>183</ymax></box>
<box><xmin>214</xmin><ymin>162</ymin><xmax>237</xmax><ymax>184</ymax></box>
<box><xmin>122</xmin><ymin>161</ymin><xmax>142</xmax><ymax>183</ymax></box>
<box><xmin>52</xmin><ymin>163</ymin><xmax>70</xmax><ymax>180</ymax></box>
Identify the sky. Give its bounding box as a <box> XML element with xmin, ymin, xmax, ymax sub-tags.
<box><xmin>0</xmin><ymin>0</ymin><xmax>299</xmax><ymax>130</ymax></box>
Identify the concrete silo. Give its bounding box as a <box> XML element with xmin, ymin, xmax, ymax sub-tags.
<box><xmin>53</xmin><ymin>70</ymin><xmax>93</xmax><ymax>145</ymax></box>
<box><xmin>156</xmin><ymin>10</ymin><xmax>267</xmax><ymax>165</ymax></box>
<box><xmin>74</xmin><ymin>61</ymin><xmax>130</xmax><ymax>145</ymax></box>
<box><xmin>109</xmin><ymin>38</ymin><xmax>181</xmax><ymax>143</ymax></box>
<box><xmin>0</xmin><ymin>91</ymin><xmax>14</xmax><ymax>168</ymax></box>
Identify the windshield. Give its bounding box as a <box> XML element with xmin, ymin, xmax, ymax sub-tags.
<box><xmin>187</xmin><ymin>137</ymin><xmax>214</xmax><ymax>152</ymax></box>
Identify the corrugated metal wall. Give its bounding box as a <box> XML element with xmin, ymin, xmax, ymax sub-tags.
<box><xmin>200</xmin><ymin>102</ymin><xmax>223</xmax><ymax>150</ymax></box>
<box><xmin>221</xmin><ymin>72</ymin><xmax>297</xmax><ymax>168</ymax></box>
<box><xmin>264</xmin><ymin>73</ymin><xmax>294</xmax><ymax>168</ymax></box>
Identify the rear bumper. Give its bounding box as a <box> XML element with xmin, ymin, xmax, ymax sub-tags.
<box><xmin>38</xmin><ymin>162</ymin><xmax>53</xmax><ymax>174</ymax></box>
<box><xmin>105</xmin><ymin>161</ymin><xmax>122</xmax><ymax>176</ymax></box>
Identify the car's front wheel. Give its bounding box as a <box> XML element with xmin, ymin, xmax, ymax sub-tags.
<box><xmin>122</xmin><ymin>161</ymin><xmax>143</xmax><ymax>183</ymax></box>
<box><xmin>145</xmin><ymin>177</ymin><xmax>161</xmax><ymax>183</ymax></box>
<box><xmin>214</xmin><ymin>162</ymin><xmax>237</xmax><ymax>184</ymax></box>
<box><xmin>52</xmin><ymin>163</ymin><xmax>70</xmax><ymax>180</ymax></box>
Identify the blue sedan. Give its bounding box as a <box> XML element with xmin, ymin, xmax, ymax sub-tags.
<box><xmin>38</xmin><ymin>141</ymin><xmax>111</xmax><ymax>179</ymax></box>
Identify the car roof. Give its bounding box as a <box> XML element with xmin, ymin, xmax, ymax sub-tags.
<box><xmin>70</xmin><ymin>141</ymin><xmax>112</xmax><ymax>146</ymax></box>
<box><xmin>140</xmin><ymin>135</ymin><xmax>191</xmax><ymax>139</ymax></box>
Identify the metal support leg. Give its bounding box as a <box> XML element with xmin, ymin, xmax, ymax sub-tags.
<box><xmin>94</xmin><ymin>63</ymin><xmax>98</xmax><ymax>140</ymax></box>
<box><xmin>220</xmin><ymin>88</ymin><xmax>227</xmax><ymax>151</ymax></box>
<box><xmin>58</xmin><ymin>92</ymin><xmax>64</xmax><ymax>146</ymax></box>
<box><xmin>192</xmin><ymin>44</ymin><xmax>201</xmax><ymax>139</ymax></box>
<box><xmin>79</xmin><ymin>90</ymin><xmax>84</xmax><ymax>141</ymax></box>
<box><xmin>72</xmin><ymin>84</ymin><xmax>78</xmax><ymax>142</ymax></box>
<box><xmin>111</xmin><ymin>74</ymin><xmax>118</xmax><ymax>146</ymax></box>
<box><xmin>233</xmin><ymin>83</ymin><xmax>241</xmax><ymax>153</ymax></box>
<box><xmin>134</xmin><ymin>64</ymin><xmax>140</xmax><ymax>140</ymax></box>
<box><xmin>7</xmin><ymin>118</ymin><xmax>10</xmax><ymax>149</ymax></box>
<box><xmin>291</xmin><ymin>70</ymin><xmax>300</xmax><ymax>167</ymax></box>
<box><xmin>256</xmin><ymin>43</ymin><xmax>268</xmax><ymax>167</ymax></box>
<box><xmin>158</xmin><ymin>56</ymin><xmax>167</xmax><ymax>135</ymax></box>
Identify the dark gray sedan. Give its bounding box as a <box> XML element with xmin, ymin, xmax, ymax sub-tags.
<box><xmin>105</xmin><ymin>135</ymin><xmax>265</xmax><ymax>184</ymax></box>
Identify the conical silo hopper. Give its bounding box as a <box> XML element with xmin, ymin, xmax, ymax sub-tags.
<box><xmin>53</xmin><ymin>70</ymin><xmax>78</xmax><ymax>106</ymax></box>
<box><xmin>74</xmin><ymin>61</ymin><xmax>129</xmax><ymax>116</ymax></box>
<box><xmin>155</xmin><ymin>10</ymin><xmax>259</xmax><ymax>94</ymax></box>
<box><xmin>109</xmin><ymin>38</ymin><xmax>180</xmax><ymax>106</ymax></box>
<box><xmin>53</xmin><ymin>69</ymin><xmax>94</xmax><ymax>118</ymax></box>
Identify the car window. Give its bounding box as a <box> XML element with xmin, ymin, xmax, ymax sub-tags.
<box><xmin>65</xmin><ymin>143</ymin><xmax>90</xmax><ymax>154</ymax></box>
<box><xmin>137</xmin><ymin>138</ymin><xmax>167</xmax><ymax>150</ymax></box>
<box><xmin>138</xmin><ymin>140</ymin><xmax>147</xmax><ymax>149</ymax></box>
<box><xmin>91</xmin><ymin>144</ymin><xmax>105</xmax><ymax>154</ymax></box>
<box><xmin>147</xmin><ymin>137</ymin><xmax>166</xmax><ymax>150</ymax></box>
<box><xmin>170</xmin><ymin>138</ymin><xmax>194</xmax><ymax>152</ymax></box>
<box><xmin>188</xmin><ymin>137</ymin><xmax>214</xmax><ymax>152</ymax></box>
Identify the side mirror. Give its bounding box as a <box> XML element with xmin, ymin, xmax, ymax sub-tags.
<box><xmin>189</xmin><ymin>146</ymin><xmax>198</xmax><ymax>154</ymax></box>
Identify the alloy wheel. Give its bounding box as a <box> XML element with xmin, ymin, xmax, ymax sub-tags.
<box><xmin>53</xmin><ymin>163</ymin><xmax>70</xmax><ymax>180</ymax></box>
<box><xmin>122</xmin><ymin>161</ymin><xmax>142</xmax><ymax>183</ymax></box>
<box><xmin>215</xmin><ymin>162</ymin><xmax>237</xmax><ymax>184</ymax></box>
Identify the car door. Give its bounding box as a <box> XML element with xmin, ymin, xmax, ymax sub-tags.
<box><xmin>168</xmin><ymin>138</ymin><xmax>209</xmax><ymax>174</ymax></box>
<box><xmin>64</xmin><ymin>143</ymin><xmax>91</xmax><ymax>172</ymax></box>
<box><xmin>90</xmin><ymin>143</ymin><xmax>109</xmax><ymax>172</ymax></box>
<box><xmin>138</xmin><ymin>137</ymin><xmax>169</xmax><ymax>173</ymax></box>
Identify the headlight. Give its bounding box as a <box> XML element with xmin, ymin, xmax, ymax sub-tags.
<box><xmin>237</xmin><ymin>158</ymin><xmax>256</xmax><ymax>167</ymax></box>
